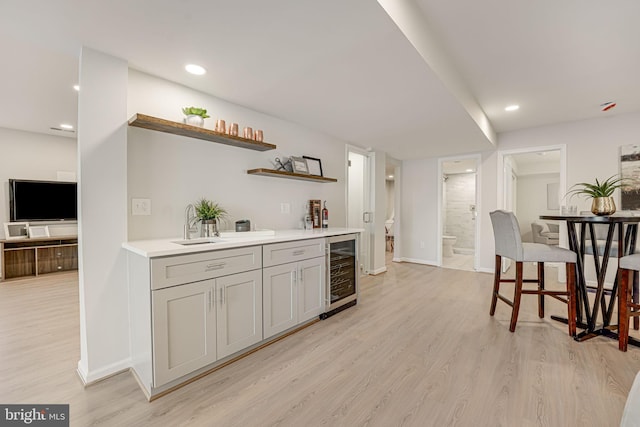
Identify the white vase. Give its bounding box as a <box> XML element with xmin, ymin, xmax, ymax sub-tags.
<box><xmin>184</xmin><ymin>115</ymin><xmax>204</xmax><ymax>127</ymax></box>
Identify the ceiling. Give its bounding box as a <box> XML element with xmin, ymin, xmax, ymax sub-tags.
<box><xmin>1</xmin><ymin>0</ymin><xmax>639</xmax><ymax>160</ymax></box>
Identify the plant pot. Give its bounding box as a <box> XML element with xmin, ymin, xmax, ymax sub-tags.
<box><xmin>184</xmin><ymin>115</ymin><xmax>204</xmax><ymax>127</ymax></box>
<box><xmin>201</xmin><ymin>219</ymin><xmax>219</xmax><ymax>237</ymax></box>
<box><xmin>591</xmin><ymin>197</ymin><xmax>616</xmax><ymax>216</ymax></box>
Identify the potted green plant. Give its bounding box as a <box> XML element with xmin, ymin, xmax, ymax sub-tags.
<box><xmin>194</xmin><ymin>198</ymin><xmax>227</xmax><ymax>237</ymax></box>
<box><xmin>182</xmin><ymin>107</ymin><xmax>210</xmax><ymax>127</ymax></box>
<box><xmin>566</xmin><ymin>175</ymin><xmax>625</xmax><ymax>215</ymax></box>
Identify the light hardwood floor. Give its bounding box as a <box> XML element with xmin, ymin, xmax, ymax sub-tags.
<box><xmin>2</xmin><ymin>262</ymin><xmax>640</xmax><ymax>427</ymax></box>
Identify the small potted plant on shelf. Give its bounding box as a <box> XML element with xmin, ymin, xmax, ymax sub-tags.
<box><xmin>566</xmin><ymin>175</ymin><xmax>626</xmax><ymax>215</ymax></box>
<box><xmin>194</xmin><ymin>198</ymin><xmax>227</xmax><ymax>237</ymax></box>
<box><xmin>182</xmin><ymin>106</ymin><xmax>210</xmax><ymax>127</ymax></box>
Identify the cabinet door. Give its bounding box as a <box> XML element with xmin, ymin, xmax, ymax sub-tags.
<box><xmin>263</xmin><ymin>263</ymin><xmax>298</xmax><ymax>339</ymax></box>
<box><xmin>216</xmin><ymin>270</ymin><xmax>263</xmax><ymax>359</ymax></box>
<box><xmin>298</xmin><ymin>257</ymin><xmax>326</xmax><ymax>323</ymax></box>
<box><xmin>152</xmin><ymin>280</ymin><xmax>216</xmax><ymax>387</ymax></box>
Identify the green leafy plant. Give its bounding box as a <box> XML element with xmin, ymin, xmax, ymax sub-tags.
<box><xmin>182</xmin><ymin>106</ymin><xmax>210</xmax><ymax>119</ymax></box>
<box><xmin>194</xmin><ymin>198</ymin><xmax>227</xmax><ymax>221</ymax></box>
<box><xmin>566</xmin><ymin>175</ymin><xmax>626</xmax><ymax>199</ymax></box>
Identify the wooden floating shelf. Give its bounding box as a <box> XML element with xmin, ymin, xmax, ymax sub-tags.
<box><xmin>247</xmin><ymin>168</ymin><xmax>338</xmax><ymax>183</ymax></box>
<box><xmin>128</xmin><ymin>113</ymin><xmax>277</xmax><ymax>152</ymax></box>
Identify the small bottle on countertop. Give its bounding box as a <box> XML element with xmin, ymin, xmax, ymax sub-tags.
<box><xmin>322</xmin><ymin>201</ymin><xmax>329</xmax><ymax>228</ymax></box>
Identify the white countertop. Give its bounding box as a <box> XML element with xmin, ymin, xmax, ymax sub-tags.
<box><xmin>123</xmin><ymin>228</ymin><xmax>363</xmax><ymax>258</ymax></box>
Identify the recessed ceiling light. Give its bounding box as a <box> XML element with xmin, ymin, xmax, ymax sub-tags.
<box><xmin>388</xmin><ymin>175</ymin><xmax>394</xmax><ymax>179</ymax></box>
<box><xmin>505</xmin><ymin>105</ymin><xmax>520</xmax><ymax>112</ymax></box>
<box><xmin>60</xmin><ymin>124</ymin><xmax>74</xmax><ymax>130</ymax></box>
<box><xmin>185</xmin><ymin>64</ymin><xmax>206</xmax><ymax>75</ymax></box>
<box><xmin>73</xmin><ymin>85</ymin><xmax>80</xmax><ymax>91</ymax></box>
<box><xmin>465</xmin><ymin>169</ymin><xmax>473</xmax><ymax>172</ymax></box>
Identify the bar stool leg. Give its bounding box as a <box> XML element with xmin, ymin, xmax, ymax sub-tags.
<box><xmin>619</xmin><ymin>268</ymin><xmax>631</xmax><ymax>352</ymax></box>
<box><xmin>566</xmin><ymin>262</ymin><xmax>577</xmax><ymax>337</ymax></box>
<box><xmin>510</xmin><ymin>262</ymin><xmax>524</xmax><ymax>332</ymax></box>
<box><xmin>538</xmin><ymin>262</ymin><xmax>545</xmax><ymax>318</ymax></box>
<box><xmin>634</xmin><ymin>271</ymin><xmax>639</xmax><ymax>330</ymax></box>
<box><xmin>490</xmin><ymin>255</ymin><xmax>501</xmax><ymax>316</ymax></box>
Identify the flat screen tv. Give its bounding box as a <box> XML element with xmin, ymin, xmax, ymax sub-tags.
<box><xmin>9</xmin><ymin>179</ymin><xmax>77</xmax><ymax>222</ymax></box>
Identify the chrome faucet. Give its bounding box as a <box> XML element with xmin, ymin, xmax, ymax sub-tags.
<box><xmin>184</xmin><ymin>204</ymin><xmax>199</xmax><ymax>240</ymax></box>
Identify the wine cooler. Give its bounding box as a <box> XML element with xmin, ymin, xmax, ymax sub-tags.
<box><xmin>321</xmin><ymin>234</ymin><xmax>358</xmax><ymax>319</ymax></box>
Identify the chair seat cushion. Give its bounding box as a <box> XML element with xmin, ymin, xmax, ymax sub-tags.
<box><xmin>521</xmin><ymin>243</ymin><xmax>577</xmax><ymax>263</ymax></box>
<box><xmin>620</xmin><ymin>253</ymin><xmax>640</xmax><ymax>271</ymax></box>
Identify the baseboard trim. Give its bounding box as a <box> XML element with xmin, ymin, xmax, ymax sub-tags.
<box><xmin>400</xmin><ymin>257</ymin><xmax>438</xmax><ymax>266</ymax></box>
<box><xmin>369</xmin><ymin>266</ymin><xmax>388</xmax><ymax>275</ymax></box>
<box><xmin>76</xmin><ymin>358</ymin><xmax>131</xmax><ymax>386</ymax></box>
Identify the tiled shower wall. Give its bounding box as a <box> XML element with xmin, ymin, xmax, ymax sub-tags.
<box><xmin>444</xmin><ymin>173</ymin><xmax>476</xmax><ymax>250</ymax></box>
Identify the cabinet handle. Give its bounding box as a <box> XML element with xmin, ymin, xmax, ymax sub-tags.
<box><xmin>293</xmin><ymin>250</ymin><xmax>305</xmax><ymax>256</ymax></box>
<box><xmin>292</xmin><ymin>270</ymin><xmax>297</xmax><ymax>283</ymax></box>
<box><xmin>208</xmin><ymin>290</ymin><xmax>212</xmax><ymax>312</ymax></box>
<box><xmin>298</xmin><ymin>267</ymin><xmax>303</xmax><ymax>282</ymax></box>
<box><xmin>205</xmin><ymin>262</ymin><xmax>226</xmax><ymax>271</ymax></box>
<box><xmin>220</xmin><ymin>287</ymin><xmax>225</xmax><ymax>305</ymax></box>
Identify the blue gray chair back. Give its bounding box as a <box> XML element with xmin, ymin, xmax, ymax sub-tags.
<box><xmin>490</xmin><ymin>210</ymin><xmax>524</xmax><ymax>261</ymax></box>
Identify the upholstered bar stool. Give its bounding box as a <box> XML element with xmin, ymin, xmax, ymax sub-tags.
<box><xmin>618</xmin><ymin>254</ymin><xmax>640</xmax><ymax>351</ymax></box>
<box><xmin>489</xmin><ymin>210</ymin><xmax>577</xmax><ymax>335</ymax></box>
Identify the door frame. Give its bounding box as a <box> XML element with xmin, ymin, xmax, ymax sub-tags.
<box><xmin>437</xmin><ymin>153</ymin><xmax>482</xmax><ymax>270</ymax></box>
<box><xmin>345</xmin><ymin>145</ymin><xmax>373</xmax><ymax>274</ymax></box>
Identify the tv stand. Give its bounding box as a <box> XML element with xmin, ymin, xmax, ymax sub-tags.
<box><xmin>0</xmin><ymin>236</ymin><xmax>78</xmax><ymax>281</ymax></box>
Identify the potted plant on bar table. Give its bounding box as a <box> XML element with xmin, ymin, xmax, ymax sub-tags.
<box><xmin>566</xmin><ymin>175</ymin><xmax>625</xmax><ymax>215</ymax></box>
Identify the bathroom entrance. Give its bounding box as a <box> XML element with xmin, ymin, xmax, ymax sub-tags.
<box><xmin>439</xmin><ymin>155</ymin><xmax>480</xmax><ymax>271</ymax></box>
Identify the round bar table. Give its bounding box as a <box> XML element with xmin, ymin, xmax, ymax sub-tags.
<box><xmin>540</xmin><ymin>213</ymin><xmax>640</xmax><ymax>345</ymax></box>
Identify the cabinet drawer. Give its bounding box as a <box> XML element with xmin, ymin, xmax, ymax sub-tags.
<box><xmin>151</xmin><ymin>246</ymin><xmax>262</xmax><ymax>290</ymax></box>
<box><xmin>263</xmin><ymin>238</ymin><xmax>325</xmax><ymax>267</ymax></box>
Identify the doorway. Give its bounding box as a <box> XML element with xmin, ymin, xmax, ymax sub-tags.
<box><xmin>497</xmin><ymin>146</ymin><xmax>566</xmax><ymax>276</ymax></box>
<box><xmin>384</xmin><ymin>157</ymin><xmax>401</xmax><ymax>266</ymax></box>
<box><xmin>439</xmin><ymin>155</ymin><xmax>480</xmax><ymax>272</ymax></box>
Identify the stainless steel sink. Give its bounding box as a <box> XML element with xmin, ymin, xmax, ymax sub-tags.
<box><xmin>171</xmin><ymin>238</ymin><xmax>225</xmax><ymax>246</ymax></box>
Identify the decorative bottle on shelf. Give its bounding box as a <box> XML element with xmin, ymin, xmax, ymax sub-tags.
<box><xmin>322</xmin><ymin>201</ymin><xmax>329</xmax><ymax>228</ymax></box>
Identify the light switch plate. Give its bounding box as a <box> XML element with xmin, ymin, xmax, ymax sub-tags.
<box><xmin>132</xmin><ymin>198</ymin><xmax>151</xmax><ymax>216</ymax></box>
<box><xmin>280</xmin><ymin>203</ymin><xmax>291</xmax><ymax>214</ymax></box>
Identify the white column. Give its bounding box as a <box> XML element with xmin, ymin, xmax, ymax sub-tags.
<box><xmin>77</xmin><ymin>47</ymin><xmax>129</xmax><ymax>383</ymax></box>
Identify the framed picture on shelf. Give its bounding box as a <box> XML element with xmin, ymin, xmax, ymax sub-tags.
<box><xmin>3</xmin><ymin>222</ymin><xmax>29</xmax><ymax>240</ymax></box>
<box><xmin>28</xmin><ymin>225</ymin><xmax>50</xmax><ymax>239</ymax></box>
<box><xmin>303</xmin><ymin>156</ymin><xmax>323</xmax><ymax>176</ymax></box>
<box><xmin>290</xmin><ymin>156</ymin><xmax>309</xmax><ymax>174</ymax></box>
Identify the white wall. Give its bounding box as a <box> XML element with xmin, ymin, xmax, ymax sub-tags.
<box><xmin>76</xmin><ymin>48</ymin><xmax>129</xmax><ymax>383</ymax></box>
<box><xmin>400</xmin><ymin>157</ymin><xmax>439</xmax><ymax>264</ymax></box>
<box><xmin>516</xmin><ymin>173</ymin><xmax>560</xmax><ymax>242</ymax></box>
<box><xmin>0</xmin><ymin>127</ymin><xmax>77</xmax><ymax>239</ymax></box>
<box><xmin>477</xmin><ymin>111</ymin><xmax>640</xmax><ymax>271</ymax></box>
<box><xmin>127</xmin><ymin>70</ymin><xmax>346</xmax><ymax>240</ymax></box>
<box><xmin>398</xmin><ymin>111</ymin><xmax>640</xmax><ymax>273</ymax></box>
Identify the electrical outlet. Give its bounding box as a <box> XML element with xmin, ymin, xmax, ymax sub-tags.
<box><xmin>281</xmin><ymin>203</ymin><xmax>291</xmax><ymax>214</ymax></box>
<box><xmin>132</xmin><ymin>198</ymin><xmax>151</xmax><ymax>216</ymax></box>
<box><xmin>420</xmin><ymin>241</ymin><xmax>425</xmax><ymax>249</ymax></box>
